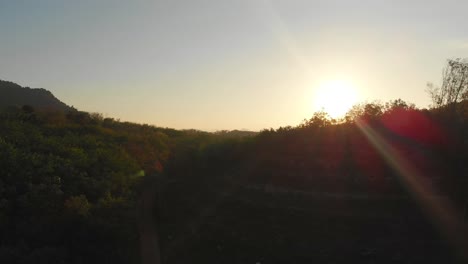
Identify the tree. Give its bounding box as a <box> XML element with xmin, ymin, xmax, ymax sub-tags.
<box><xmin>299</xmin><ymin>110</ymin><xmax>333</xmax><ymax>128</ymax></box>
<box><xmin>384</xmin><ymin>99</ymin><xmax>416</xmax><ymax>112</ymax></box>
<box><xmin>64</xmin><ymin>195</ymin><xmax>91</xmax><ymax>217</ymax></box>
<box><xmin>428</xmin><ymin>59</ymin><xmax>468</xmax><ymax>222</ymax></box>
<box><xmin>426</xmin><ymin>59</ymin><xmax>468</xmax><ymax>132</ymax></box>
<box><xmin>344</xmin><ymin>101</ymin><xmax>384</xmax><ymax>123</ymax></box>
<box><xmin>427</xmin><ymin>58</ymin><xmax>468</xmax><ymax>108</ymax></box>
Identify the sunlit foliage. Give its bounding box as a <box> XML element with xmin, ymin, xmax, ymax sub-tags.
<box><xmin>0</xmin><ymin>90</ymin><xmax>467</xmax><ymax>263</ymax></box>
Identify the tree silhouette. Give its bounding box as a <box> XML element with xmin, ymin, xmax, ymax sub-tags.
<box><xmin>427</xmin><ymin>58</ymin><xmax>468</xmax><ymax>108</ymax></box>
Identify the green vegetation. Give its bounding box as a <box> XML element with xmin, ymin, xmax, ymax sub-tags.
<box><xmin>1</xmin><ymin>59</ymin><xmax>468</xmax><ymax>263</ymax></box>
<box><xmin>1</xmin><ymin>97</ymin><xmax>467</xmax><ymax>263</ymax></box>
<box><xmin>0</xmin><ymin>105</ymin><xmax>255</xmax><ymax>264</ymax></box>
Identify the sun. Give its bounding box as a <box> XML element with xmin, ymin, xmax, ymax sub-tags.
<box><xmin>313</xmin><ymin>79</ymin><xmax>359</xmax><ymax>119</ymax></box>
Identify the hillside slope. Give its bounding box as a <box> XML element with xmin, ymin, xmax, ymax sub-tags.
<box><xmin>0</xmin><ymin>79</ymin><xmax>72</xmax><ymax>111</ymax></box>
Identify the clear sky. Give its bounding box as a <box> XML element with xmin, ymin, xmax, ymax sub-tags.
<box><xmin>1</xmin><ymin>0</ymin><xmax>468</xmax><ymax>131</ymax></box>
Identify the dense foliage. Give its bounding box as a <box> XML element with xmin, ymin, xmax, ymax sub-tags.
<box><xmin>1</xmin><ymin>96</ymin><xmax>467</xmax><ymax>263</ymax></box>
<box><xmin>0</xmin><ymin>106</ymin><xmax>255</xmax><ymax>264</ymax></box>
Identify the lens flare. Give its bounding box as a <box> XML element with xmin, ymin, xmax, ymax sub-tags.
<box><xmin>355</xmin><ymin>118</ymin><xmax>468</xmax><ymax>259</ymax></box>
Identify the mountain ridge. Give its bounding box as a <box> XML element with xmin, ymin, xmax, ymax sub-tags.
<box><xmin>0</xmin><ymin>79</ymin><xmax>73</xmax><ymax>112</ymax></box>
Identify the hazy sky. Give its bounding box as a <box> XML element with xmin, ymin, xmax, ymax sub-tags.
<box><xmin>1</xmin><ymin>0</ymin><xmax>468</xmax><ymax>130</ymax></box>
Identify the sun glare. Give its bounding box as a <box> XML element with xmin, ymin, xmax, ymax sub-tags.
<box><xmin>313</xmin><ymin>79</ymin><xmax>359</xmax><ymax>119</ymax></box>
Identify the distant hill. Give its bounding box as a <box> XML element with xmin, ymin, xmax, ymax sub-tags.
<box><xmin>214</xmin><ymin>129</ymin><xmax>258</xmax><ymax>137</ymax></box>
<box><xmin>0</xmin><ymin>79</ymin><xmax>73</xmax><ymax>111</ymax></box>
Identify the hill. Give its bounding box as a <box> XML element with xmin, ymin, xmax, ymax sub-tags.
<box><xmin>0</xmin><ymin>79</ymin><xmax>73</xmax><ymax>111</ymax></box>
<box><xmin>0</xmin><ymin>80</ymin><xmax>467</xmax><ymax>263</ymax></box>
